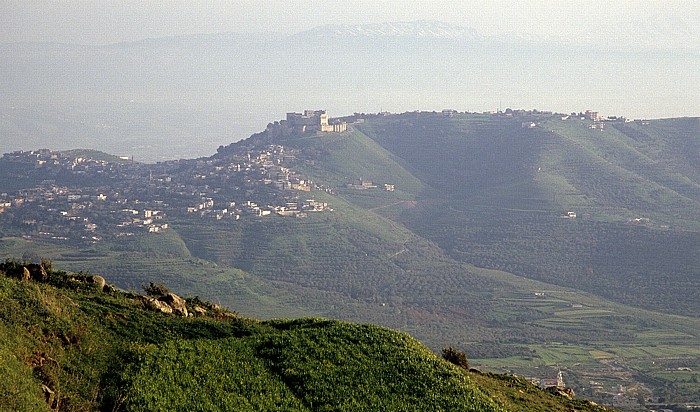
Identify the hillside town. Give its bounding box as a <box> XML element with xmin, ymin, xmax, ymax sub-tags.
<box><xmin>0</xmin><ymin>140</ymin><xmax>333</xmax><ymax>244</ymax></box>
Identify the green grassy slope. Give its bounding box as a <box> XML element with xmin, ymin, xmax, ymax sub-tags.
<box><xmin>121</xmin><ymin>320</ymin><xmax>501</xmax><ymax>412</ymax></box>
<box><xmin>282</xmin><ymin>129</ymin><xmax>423</xmax><ymax>191</ymax></box>
<box><xmin>0</xmin><ymin>267</ymin><xmax>609</xmax><ymax>412</ymax></box>
<box><xmin>538</xmin><ymin>118</ymin><xmax>700</xmax><ymax>223</ymax></box>
<box><xmin>359</xmin><ymin>114</ymin><xmax>700</xmax><ymax>223</ymax></box>
<box><xmin>279</xmin><ymin>128</ymin><xmax>425</xmax><ymax>210</ymax></box>
<box><xmin>358</xmin><ymin>114</ymin><xmax>552</xmax><ymax>208</ymax></box>
<box><xmin>0</xmin><ymin>234</ymin><xmax>318</xmax><ymax>320</ymax></box>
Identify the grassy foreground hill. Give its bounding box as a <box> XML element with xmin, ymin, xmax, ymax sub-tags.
<box><xmin>0</xmin><ymin>261</ymin><xmax>608</xmax><ymax>412</ymax></box>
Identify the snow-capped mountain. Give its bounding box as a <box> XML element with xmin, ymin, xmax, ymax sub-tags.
<box><xmin>296</xmin><ymin>20</ymin><xmax>484</xmax><ymax>42</ymax></box>
<box><xmin>294</xmin><ymin>19</ymin><xmax>699</xmax><ymax>52</ymax></box>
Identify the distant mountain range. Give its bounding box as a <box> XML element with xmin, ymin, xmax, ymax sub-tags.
<box><xmin>293</xmin><ymin>19</ymin><xmax>700</xmax><ymax>51</ymax></box>
<box><xmin>3</xmin><ymin>19</ymin><xmax>697</xmax><ymax>52</ymax></box>
<box><xmin>296</xmin><ymin>20</ymin><xmax>485</xmax><ymax>41</ymax></box>
<box><xmin>87</xmin><ymin>19</ymin><xmax>698</xmax><ymax>52</ymax></box>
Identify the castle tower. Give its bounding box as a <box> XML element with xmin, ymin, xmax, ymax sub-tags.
<box><xmin>557</xmin><ymin>369</ymin><xmax>565</xmax><ymax>388</ymax></box>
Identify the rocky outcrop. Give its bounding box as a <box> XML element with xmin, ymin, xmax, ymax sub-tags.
<box><xmin>139</xmin><ymin>292</ymin><xmax>189</xmax><ymax>317</ymax></box>
<box><xmin>139</xmin><ymin>296</ymin><xmax>174</xmax><ymax>314</ymax></box>
<box><xmin>103</xmin><ymin>284</ymin><xmax>117</xmax><ymax>293</ymax></box>
<box><xmin>0</xmin><ymin>261</ymin><xmax>118</xmax><ymax>295</ymax></box>
<box><xmin>1</xmin><ymin>260</ymin><xmax>211</xmax><ymax>319</ymax></box>
<box><xmin>159</xmin><ymin>293</ymin><xmax>188</xmax><ymax>317</ymax></box>
<box><xmin>1</xmin><ymin>262</ymin><xmax>49</xmax><ymax>282</ymax></box>
<box><xmin>546</xmin><ymin>386</ymin><xmax>575</xmax><ymax>399</ymax></box>
<box><xmin>87</xmin><ymin>275</ymin><xmax>106</xmax><ymax>291</ymax></box>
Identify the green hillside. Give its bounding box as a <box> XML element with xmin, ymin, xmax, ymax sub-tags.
<box><xmin>357</xmin><ymin>113</ymin><xmax>700</xmax><ymax>317</ymax></box>
<box><xmin>359</xmin><ymin>114</ymin><xmax>700</xmax><ymax>223</ymax></box>
<box><xmin>358</xmin><ymin>114</ymin><xmax>550</xmax><ymax>208</ymax></box>
<box><xmin>2</xmin><ymin>111</ymin><xmax>699</xmax><ymax>409</ymax></box>
<box><xmin>277</xmin><ymin>128</ymin><xmax>424</xmax><ymax>211</ymax></box>
<box><xmin>0</xmin><ymin>262</ymin><xmax>609</xmax><ymax>412</ymax></box>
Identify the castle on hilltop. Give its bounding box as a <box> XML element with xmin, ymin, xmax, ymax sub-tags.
<box><xmin>539</xmin><ymin>369</ymin><xmax>565</xmax><ymax>389</ymax></box>
<box><xmin>273</xmin><ymin>110</ymin><xmax>348</xmax><ymax>135</ymax></box>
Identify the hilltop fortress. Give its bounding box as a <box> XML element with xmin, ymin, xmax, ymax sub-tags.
<box><xmin>266</xmin><ymin>110</ymin><xmax>348</xmax><ymax>137</ymax></box>
<box><xmin>286</xmin><ymin>110</ymin><xmax>348</xmax><ymax>133</ymax></box>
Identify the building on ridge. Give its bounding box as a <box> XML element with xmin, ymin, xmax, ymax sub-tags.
<box><xmin>285</xmin><ymin>110</ymin><xmax>347</xmax><ymax>134</ymax></box>
<box><xmin>585</xmin><ymin>110</ymin><xmax>600</xmax><ymax>122</ymax></box>
<box><xmin>540</xmin><ymin>369</ymin><xmax>565</xmax><ymax>389</ymax></box>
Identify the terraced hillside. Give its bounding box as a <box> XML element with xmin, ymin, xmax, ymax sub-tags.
<box><xmin>358</xmin><ymin>113</ymin><xmax>700</xmax><ymax>317</ymax></box>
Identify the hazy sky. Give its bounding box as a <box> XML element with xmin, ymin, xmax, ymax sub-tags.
<box><xmin>2</xmin><ymin>0</ymin><xmax>700</xmax><ymax>45</ymax></box>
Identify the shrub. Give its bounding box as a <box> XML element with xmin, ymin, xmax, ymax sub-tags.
<box><xmin>143</xmin><ymin>282</ymin><xmax>170</xmax><ymax>297</ymax></box>
<box><xmin>41</xmin><ymin>258</ymin><xmax>54</xmax><ymax>272</ymax></box>
<box><xmin>442</xmin><ymin>346</ymin><xmax>469</xmax><ymax>370</ymax></box>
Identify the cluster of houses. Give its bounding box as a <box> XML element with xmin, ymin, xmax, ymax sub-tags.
<box><xmin>2</xmin><ymin>149</ymin><xmax>135</xmax><ymax>175</ymax></box>
<box><xmin>515</xmin><ymin>109</ymin><xmax>633</xmax><ymax>130</ymax></box>
<box><xmin>187</xmin><ymin>198</ymin><xmax>331</xmax><ymax>220</ymax></box>
<box><xmin>346</xmin><ymin>179</ymin><xmax>395</xmax><ymax>192</ymax></box>
<box><xmin>197</xmin><ymin>144</ymin><xmax>314</xmax><ymax>192</ymax></box>
<box><xmin>0</xmin><ymin>139</ymin><xmax>336</xmax><ymax>243</ymax></box>
<box><xmin>116</xmin><ymin>208</ymin><xmax>169</xmax><ymax>234</ymax></box>
<box><xmin>0</xmin><ymin>185</ymin><xmax>169</xmax><ymax>241</ymax></box>
<box><xmin>578</xmin><ymin>110</ymin><xmax>633</xmax><ymax>129</ymax></box>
